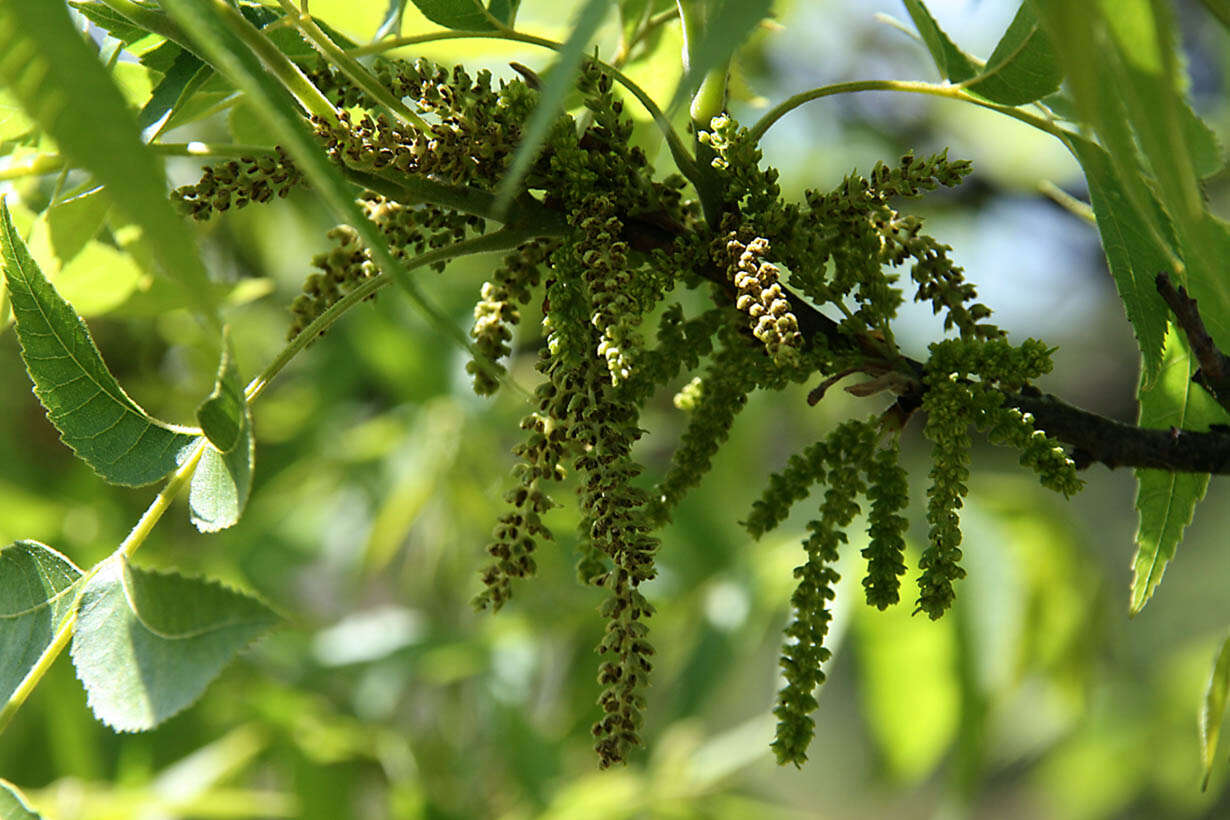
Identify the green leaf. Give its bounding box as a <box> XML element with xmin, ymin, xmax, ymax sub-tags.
<box><xmin>0</xmin><ymin>201</ymin><xmax>198</xmax><ymax>486</ymax></box>
<box><xmin>903</xmin><ymin>0</ymin><xmax>978</xmax><ymax>82</ymax></box>
<box><xmin>46</xmin><ymin>186</ymin><xmax>110</xmax><ymax>267</ymax></box>
<box><xmin>69</xmin><ymin>1</ymin><xmax>150</xmax><ymax>46</ymax></box>
<box><xmin>0</xmin><ymin>541</ymin><xmax>83</xmax><ymax>707</ymax></box>
<box><xmin>492</xmin><ymin>0</ymin><xmax>610</xmax><ymax>213</ymax></box>
<box><xmin>189</xmin><ymin>336</ymin><xmax>254</xmax><ymax>533</ymax></box>
<box><xmin>70</xmin><ymin>558</ymin><xmax>278</xmax><ymax>732</ymax></box>
<box><xmin>1064</xmin><ymin>136</ymin><xmax>1171</xmax><ymax>384</ymax></box>
<box><xmin>0</xmin><ymin>780</ymin><xmax>43</xmax><ymax>820</ymax></box>
<box><xmin>196</xmin><ymin>335</ymin><xmax>246</xmax><ymax>453</ymax></box>
<box><xmin>138</xmin><ymin>48</ymin><xmax>207</xmax><ymax>141</ymax></box>
<box><xmin>0</xmin><ymin>0</ymin><xmax>215</xmax><ymax>312</ymax></box>
<box><xmin>964</xmin><ymin>1</ymin><xmax>1062</xmax><ymax>105</ymax></box>
<box><xmin>1202</xmin><ymin>631</ymin><xmax>1230</xmax><ymax>790</ymax></box>
<box><xmin>1130</xmin><ymin>330</ymin><xmax>1221</xmax><ymax>614</ymax></box>
<box><xmin>408</xmin><ymin>0</ymin><xmax>509</xmax><ymax>31</ymax></box>
<box><xmin>668</xmin><ymin>0</ymin><xmax>773</xmax><ymax>114</ymax></box>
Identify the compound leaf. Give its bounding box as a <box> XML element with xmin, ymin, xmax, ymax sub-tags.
<box><xmin>1202</xmin><ymin>632</ymin><xmax>1230</xmax><ymax>789</ymax></box>
<box><xmin>190</xmin><ymin>336</ymin><xmax>254</xmax><ymax>532</ymax></box>
<box><xmin>0</xmin><ymin>780</ymin><xmax>43</xmax><ymax>820</ymax></box>
<box><xmin>1131</xmin><ymin>331</ymin><xmax>1221</xmax><ymax>614</ymax></box>
<box><xmin>0</xmin><ymin>201</ymin><xmax>198</xmax><ymax>486</ymax></box>
<box><xmin>0</xmin><ymin>0</ymin><xmax>214</xmax><ymax>311</ymax></box>
<box><xmin>70</xmin><ymin>558</ymin><xmax>278</xmax><ymax>732</ymax></box>
<box><xmin>0</xmin><ymin>541</ymin><xmax>83</xmax><ymax>707</ymax></box>
<box><xmin>965</xmin><ymin>1</ymin><xmax>1062</xmax><ymax>105</ymax></box>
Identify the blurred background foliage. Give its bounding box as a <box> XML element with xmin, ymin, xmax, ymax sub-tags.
<box><xmin>1</xmin><ymin>0</ymin><xmax>1230</xmax><ymax>817</ymax></box>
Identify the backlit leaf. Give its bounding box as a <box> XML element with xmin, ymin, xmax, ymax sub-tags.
<box><xmin>1130</xmin><ymin>331</ymin><xmax>1221</xmax><ymax>614</ymax></box>
<box><xmin>0</xmin><ymin>0</ymin><xmax>215</xmax><ymax>311</ymax></box>
<box><xmin>70</xmin><ymin>558</ymin><xmax>278</xmax><ymax>732</ymax></box>
<box><xmin>964</xmin><ymin>1</ymin><xmax>1062</xmax><ymax>105</ymax></box>
<box><xmin>1202</xmin><ymin>631</ymin><xmax>1230</xmax><ymax>789</ymax></box>
<box><xmin>0</xmin><ymin>541</ymin><xmax>83</xmax><ymax>707</ymax></box>
<box><xmin>0</xmin><ymin>201</ymin><xmax>198</xmax><ymax>486</ymax></box>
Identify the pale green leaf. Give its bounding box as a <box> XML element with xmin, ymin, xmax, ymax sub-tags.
<box><xmin>190</xmin><ymin>336</ymin><xmax>254</xmax><ymax>533</ymax></box>
<box><xmin>1201</xmin><ymin>631</ymin><xmax>1230</xmax><ymax>789</ymax></box>
<box><xmin>0</xmin><ymin>0</ymin><xmax>214</xmax><ymax>312</ymax></box>
<box><xmin>0</xmin><ymin>201</ymin><xmax>198</xmax><ymax>486</ymax></box>
<box><xmin>964</xmin><ymin>1</ymin><xmax>1062</xmax><ymax>105</ymax></box>
<box><xmin>1130</xmin><ymin>331</ymin><xmax>1222</xmax><ymax>614</ymax></box>
<box><xmin>903</xmin><ymin>0</ymin><xmax>978</xmax><ymax>82</ymax></box>
<box><xmin>0</xmin><ymin>541</ymin><xmax>83</xmax><ymax>707</ymax></box>
<box><xmin>70</xmin><ymin>558</ymin><xmax>278</xmax><ymax>732</ymax></box>
<box><xmin>492</xmin><ymin>0</ymin><xmax>610</xmax><ymax>213</ymax></box>
<box><xmin>0</xmin><ymin>780</ymin><xmax>43</xmax><ymax>820</ymax></box>
<box><xmin>1064</xmin><ymin>136</ymin><xmax>1171</xmax><ymax>384</ymax></box>
<box><xmin>68</xmin><ymin>1</ymin><xmax>150</xmax><ymax>46</ymax></box>
<box><xmin>46</xmin><ymin>186</ymin><xmax>110</xmax><ymax>267</ymax></box>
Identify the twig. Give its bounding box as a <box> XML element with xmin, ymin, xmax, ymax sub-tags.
<box><xmin>1156</xmin><ymin>271</ymin><xmax>1230</xmax><ymax>414</ymax></box>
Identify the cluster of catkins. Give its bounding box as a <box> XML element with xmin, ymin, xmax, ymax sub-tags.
<box><xmin>172</xmin><ymin>51</ymin><xmax>1083</xmax><ymax>769</ymax></box>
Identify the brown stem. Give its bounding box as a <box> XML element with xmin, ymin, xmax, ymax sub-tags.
<box><xmin>1155</xmin><ymin>271</ymin><xmax>1230</xmax><ymax>415</ymax></box>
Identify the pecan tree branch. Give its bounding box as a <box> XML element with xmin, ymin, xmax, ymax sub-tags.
<box><xmin>618</xmin><ymin>217</ymin><xmax>1230</xmax><ymax>475</ymax></box>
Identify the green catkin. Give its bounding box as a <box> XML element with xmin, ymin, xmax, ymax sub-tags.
<box><xmin>173</xmin><ymin>146</ymin><xmax>303</xmax><ymax>220</ymax></box>
<box><xmin>863</xmin><ymin>443</ymin><xmax>909</xmax><ymax>609</ymax></box>
<box><xmin>468</xmin><ymin>239</ymin><xmax>557</xmax><ymax>396</ymax></box>
<box><xmin>771</xmin><ymin>419</ymin><xmax>875</xmax><ymax>766</ymax></box>
<box><xmin>651</xmin><ymin>332</ymin><xmax>760</xmax><ymax>525</ymax></box>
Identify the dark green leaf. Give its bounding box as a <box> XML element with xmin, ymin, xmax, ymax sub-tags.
<box><xmin>0</xmin><ymin>0</ymin><xmax>215</xmax><ymax>311</ymax></box>
<box><xmin>0</xmin><ymin>541</ymin><xmax>83</xmax><ymax>707</ymax></box>
<box><xmin>138</xmin><ymin>48</ymin><xmax>207</xmax><ymax>141</ymax></box>
<box><xmin>1064</xmin><ymin>136</ymin><xmax>1171</xmax><ymax>384</ymax></box>
<box><xmin>903</xmin><ymin>0</ymin><xmax>978</xmax><ymax>82</ymax></box>
<box><xmin>668</xmin><ymin>0</ymin><xmax>773</xmax><ymax>115</ymax></box>
<box><xmin>1</xmin><ymin>201</ymin><xmax>198</xmax><ymax>486</ymax></box>
<box><xmin>70</xmin><ymin>558</ymin><xmax>278</xmax><ymax>732</ymax></box>
<box><xmin>190</xmin><ymin>335</ymin><xmax>254</xmax><ymax>532</ymax></box>
<box><xmin>488</xmin><ymin>0</ymin><xmax>521</xmax><ymax>27</ymax></box>
<box><xmin>1201</xmin><ymin>0</ymin><xmax>1230</xmax><ymax>29</ymax></box>
<box><xmin>409</xmin><ymin>0</ymin><xmax>506</xmax><ymax>31</ymax></box>
<box><xmin>1202</xmin><ymin>631</ymin><xmax>1230</xmax><ymax>789</ymax></box>
<box><xmin>1131</xmin><ymin>331</ymin><xmax>1220</xmax><ymax>614</ymax></box>
<box><xmin>0</xmin><ymin>780</ymin><xmax>43</xmax><ymax>820</ymax></box>
<box><xmin>196</xmin><ymin>336</ymin><xmax>246</xmax><ymax>454</ymax></box>
<box><xmin>964</xmin><ymin>1</ymin><xmax>1062</xmax><ymax>105</ymax></box>
<box><xmin>493</xmin><ymin>0</ymin><xmax>610</xmax><ymax>212</ymax></box>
